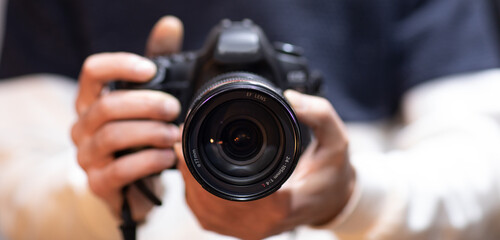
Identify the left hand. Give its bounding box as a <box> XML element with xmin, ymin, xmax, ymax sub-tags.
<box><xmin>71</xmin><ymin>16</ymin><xmax>184</xmax><ymax>221</ymax></box>
<box><xmin>175</xmin><ymin>90</ymin><xmax>356</xmax><ymax>240</ymax></box>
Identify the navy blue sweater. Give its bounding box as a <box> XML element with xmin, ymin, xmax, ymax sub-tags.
<box><xmin>1</xmin><ymin>0</ymin><xmax>499</xmax><ymax>121</ymax></box>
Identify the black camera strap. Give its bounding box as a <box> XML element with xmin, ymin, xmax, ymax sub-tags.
<box><xmin>114</xmin><ymin>148</ymin><xmax>163</xmax><ymax>240</ymax></box>
<box><xmin>120</xmin><ymin>186</ymin><xmax>136</xmax><ymax>240</ymax></box>
<box><xmin>120</xmin><ymin>179</ymin><xmax>163</xmax><ymax>240</ymax></box>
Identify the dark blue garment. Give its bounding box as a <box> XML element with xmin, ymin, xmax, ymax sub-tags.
<box><xmin>1</xmin><ymin>0</ymin><xmax>499</xmax><ymax>121</ymax></box>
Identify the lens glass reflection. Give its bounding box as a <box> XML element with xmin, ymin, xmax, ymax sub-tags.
<box><xmin>221</xmin><ymin>120</ymin><xmax>263</xmax><ymax>160</ymax></box>
<box><xmin>200</xmin><ymin>99</ymin><xmax>282</xmax><ymax>182</ymax></box>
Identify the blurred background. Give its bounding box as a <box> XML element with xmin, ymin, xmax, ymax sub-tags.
<box><xmin>1</xmin><ymin>0</ymin><xmax>500</xmax><ymax>240</ymax></box>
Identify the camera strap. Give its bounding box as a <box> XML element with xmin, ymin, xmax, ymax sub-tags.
<box><xmin>120</xmin><ymin>186</ymin><xmax>136</xmax><ymax>240</ymax></box>
<box><xmin>120</xmin><ymin>179</ymin><xmax>163</xmax><ymax>240</ymax></box>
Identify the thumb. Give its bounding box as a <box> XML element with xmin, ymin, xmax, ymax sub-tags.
<box><xmin>174</xmin><ymin>142</ymin><xmax>185</xmax><ymax>169</ymax></box>
<box><xmin>146</xmin><ymin>16</ymin><xmax>184</xmax><ymax>57</ymax></box>
<box><xmin>174</xmin><ymin>142</ymin><xmax>189</xmax><ymax>178</ymax></box>
<box><xmin>174</xmin><ymin>142</ymin><xmax>200</xmax><ymax>188</ymax></box>
<box><xmin>284</xmin><ymin>90</ymin><xmax>347</xmax><ymax>147</ymax></box>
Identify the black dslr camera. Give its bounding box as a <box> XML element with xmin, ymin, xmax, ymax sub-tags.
<box><xmin>112</xmin><ymin>19</ymin><xmax>321</xmax><ymax>201</ymax></box>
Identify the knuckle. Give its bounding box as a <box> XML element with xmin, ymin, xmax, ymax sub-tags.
<box><xmin>339</xmin><ymin>138</ymin><xmax>349</xmax><ymax>151</ymax></box>
<box><xmin>71</xmin><ymin>122</ymin><xmax>81</xmax><ymax>145</ymax></box>
<box><xmin>75</xmin><ymin>99</ymin><xmax>86</xmax><ymax>117</ymax></box>
<box><xmin>100</xmin><ymin>124</ymin><xmax>118</xmax><ymax>145</ymax></box>
<box><xmin>108</xmin><ymin>163</ymin><xmax>126</xmax><ymax>185</ymax></box>
<box><xmin>87</xmin><ymin>171</ymin><xmax>104</xmax><ymax>196</ymax></box>
<box><xmin>315</xmin><ymin>113</ymin><xmax>332</xmax><ymax>126</ymax></box>
<box><xmin>76</xmin><ymin>139</ymin><xmax>94</xmax><ymax>170</ymax></box>
<box><xmin>95</xmin><ymin>97</ymin><xmax>114</xmax><ymax>119</ymax></box>
<box><xmin>315</xmin><ymin>97</ymin><xmax>333</xmax><ymax>112</ymax></box>
<box><xmin>314</xmin><ymin>98</ymin><xmax>334</xmax><ymax>124</ymax></box>
<box><xmin>76</xmin><ymin>150</ymin><xmax>88</xmax><ymax>169</ymax></box>
<box><xmin>93</xmin><ymin>125</ymin><xmax>117</xmax><ymax>155</ymax></box>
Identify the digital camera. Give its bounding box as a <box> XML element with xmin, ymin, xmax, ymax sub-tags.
<box><xmin>111</xmin><ymin>19</ymin><xmax>322</xmax><ymax>201</ymax></box>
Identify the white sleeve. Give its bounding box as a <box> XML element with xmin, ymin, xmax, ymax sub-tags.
<box><xmin>325</xmin><ymin>69</ymin><xmax>500</xmax><ymax>239</ymax></box>
<box><xmin>0</xmin><ymin>76</ymin><xmax>121</xmax><ymax>240</ymax></box>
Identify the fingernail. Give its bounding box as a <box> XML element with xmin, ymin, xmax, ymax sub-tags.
<box><xmin>161</xmin><ymin>15</ymin><xmax>182</xmax><ymax>29</ymax></box>
<box><xmin>164</xmin><ymin>98</ymin><xmax>181</xmax><ymax>118</ymax></box>
<box><xmin>164</xmin><ymin>149</ymin><xmax>175</xmax><ymax>160</ymax></box>
<box><xmin>169</xmin><ymin>126</ymin><xmax>181</xmax><ymax>141</ymax></box>
<box><xmin>163</xmin><ymin>149</ymin><xmax>176</xmax><ymax>167</ymax></box>
<box><xmin>284</xmin><ymin>90</ymin><xmax>304</xmax><ymax>112</ymax></box>
<box><xmin>134</xmin><ymin>59</ymin><xmax>156</xmax><ymax>76</ymax></box>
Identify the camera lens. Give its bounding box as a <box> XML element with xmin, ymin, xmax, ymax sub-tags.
<box><xmin>221</xmin><ymin>119</ymin><xmax>263</xmax><ymax>160</ymax></box>
<box><xmin>183</xmin><ymin>72</ymin><xmax>302</xmax><ymax>201</ymax></box>
<box><xmin>200</xmin><ymin>99</ymin><xmax>281</xmax><ymax>182</ymax></box>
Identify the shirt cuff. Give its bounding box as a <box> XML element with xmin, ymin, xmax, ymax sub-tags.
<box><xmin>314</xmin><ymin>153</ymin><xmax>407</xmax><ymax>237</ymax></box>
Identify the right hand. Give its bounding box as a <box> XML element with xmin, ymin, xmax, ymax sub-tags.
<box><xmin>71</xmin><ymin>16</ymin><xmax>184</xmax><ymax>220</ymax></box>
<box><xmin>175</xmin><ymin>90</ymin><xmax>354</xmax><ymax>240</ymax></box>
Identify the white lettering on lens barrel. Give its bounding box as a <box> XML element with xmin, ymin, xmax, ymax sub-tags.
<box><xmin>192</xmin><ymin>149</ymin><xmax>201</xmax><ymax>167</ymax></box>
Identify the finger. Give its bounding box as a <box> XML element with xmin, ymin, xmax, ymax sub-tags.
<box><xmin>284</xmin><ymin>90</ymin><xmax>348</xmax><ymax>147</ymax></box>
<box><xmin>146</xmin><ymin>16</ymin><xmax>184</xmax><ymax>57</ymax></box>
<box><xmin>174</xmin><ymin>142</ymin><xmax>222</xmax><ymax>204</ymax></box>
<box><xmin>77</xmin><ymin>143</ymin><xmax>114</xmax><ymax>171</ymax></box>
<box><xmin>73</xmin><ymin>90</ymin><xmax>181</xmax><ymax>137</ymax></box>
<box><xmin>175</xmin><ymin>142</ymin><xmax>201</xmax><ymax>188</ymax></box>
<box><xmin>77</xmin><ymin>52</ymin><xmax>157</xmax><ymax>115</ymax></box>
<box><xmin>88</xmin><ymin>148</ymin><xmax>176</xmax><ymax>196</ymax></box>
<box><xmin>71</xmin><ymin>121</ymin><xmax>84</xmax><ymax>146</ymax></box>
<box><xmin>78</xmin><ymin>121</ymin><xmax>180</xmax><ymax>169</ymax></box>
<box><xmin>174</xmin><ymin>142</ymin><xmax>189</xmax><ymax>177</ymax></box>
<box><xmin>174</xmin><ymin>142</ymin><xmax>201</xmax><ymax>210</ymax></box>
<box><xmin>174</xmin><ymin>142</ymin><xmax>217</xmax><ymax>216</ymax></box>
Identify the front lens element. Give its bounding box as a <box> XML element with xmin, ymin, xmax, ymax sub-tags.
<box><xmin>200</xmin><ymin>100</ymin><xmax>282</xmax><ymax>182</ymax></box>
<box><xmin>183</xmin><ymin>72</ymin><xmax>302</xmax><ymax>201</ymax></box>
<box><xmin>222</xmin><ymin>119</ymin><xmax>262</xmax><ymax>160</ymax></box>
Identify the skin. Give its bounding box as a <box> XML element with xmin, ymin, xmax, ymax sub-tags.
<box><xmin>71</xmin><ymin>16</ymin><xmax>184</xmax><ymax>220</ymax></box>
<box><xmin>71</xmin><ymin>16</ymin><xmax>356</xmax><ymax>238</ymax></box>
<box><xmin>176</xmin><ymin>90</ymin><xmax>355</xmax><ymax>240</ymax></box>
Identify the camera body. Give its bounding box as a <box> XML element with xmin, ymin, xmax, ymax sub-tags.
<box><xmin>112</xmin><ymin>19</ymin><xmax>322</xmax><ymax>201</ymax></box>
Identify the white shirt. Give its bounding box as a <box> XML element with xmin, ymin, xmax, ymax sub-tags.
<box><xmin>0</xmin><ymin>69</ymin><xmax>499</xmax><ymax>239</ymax></box>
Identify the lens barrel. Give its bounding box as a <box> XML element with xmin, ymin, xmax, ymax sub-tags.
<box><xmin>183</xmin><ymin>72</ymin><xmax>302</xmax><ymax>201</ymax></box>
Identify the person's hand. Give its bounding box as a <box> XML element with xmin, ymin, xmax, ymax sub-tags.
<box><xmin>71</xmin><ymin>16</ymin><xmax>184</xmax><ymax>220</ymax></box>
<box><xmin>175</xmin><ymin>90</ymin><xmax>356</xmax><ymax>240</ymax></box>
